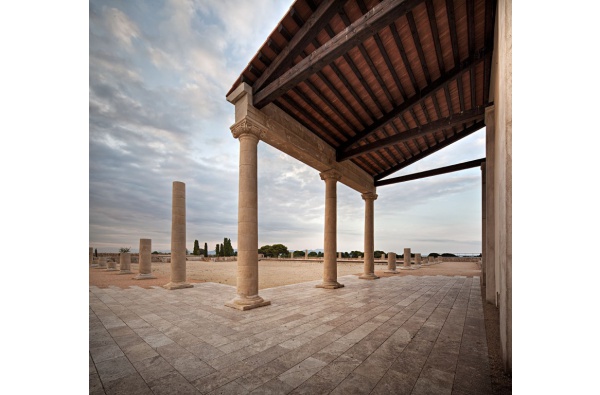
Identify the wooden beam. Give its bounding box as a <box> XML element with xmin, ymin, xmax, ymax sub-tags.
<box><xmin>445</xmin><ymin>0</ymin><xmax>460</xmax><ymax>67</ymax></box>
<box><xmin>466</xmin><ymin>0</ymin><xmax>475</xmax><ymax>56</ymax></box>
<box><xmin>407</xmin><ymin>10</ymin><xmax>431</xmax><ymax>84</ymax></box>
<box><xmin>337</xmin><ymin>53</ymin><xmax>488</xmax><ymax>153</ymax></box>
<box><xmin>338</xmin><ymin>108</ymin><xmax>484</xmax><ymax>161</ymax></box>
<box><xmin>375</xmin><ymin>157</ymin><xmax>485</xmax><ymax>186</ymax></box>
<box><xmin>426</xmin><ymin>0</ymin><xmax>445</xmax><ymax>75</ymax></box>
<box><xmin>389</xmin><ymin>22</ymin><xmax>419</xmax><ymax>93</ymax></box>
<box><xmin>252</xmin><ymin>0</ymin><xmax>347</xmax><ymax>93</ymax></box>
<box><xmin>253</xmin><ymin>0</ymin><xmax>425</xmax><ymax>108</ymax></box>
<box><xmin>374</xmin><ymin>120</ymin><xmax>485</xmax><ymax>180</ymax></box>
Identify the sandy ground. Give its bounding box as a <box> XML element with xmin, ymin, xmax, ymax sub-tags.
<box><xmin>89</xmin><ymin>259</ymin><xmax>510</xmax><ymax>394</ymax></box>
<box><xmin>89</xmin><ymin>259</ymin><xmax>482</xmax><ymax>290</ymax></box>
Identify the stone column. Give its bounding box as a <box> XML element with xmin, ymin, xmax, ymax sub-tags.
<box><xmin>164</xmin><ymin>181</ymin><xmax>192</xmax><ymax>290</ymax></box>
<box><xmin>359</xmin><ymin>192</ymin><xmax>379</xmax><ymax>280</ymax></box>
<box><xmin>119</xmin><ymin>252</ymin><xmax>132</xmax><ymax>274</ymax></box>
<box><xmin>385</xmin><ymin>252</ymin><xmax>397</xmax><ymax>273</ymax></box>
<box><xmin>338</xmin><ymin>252</ymin><xmax>342</xmax><ymax>259</ymax></box>
<box><xmin>317</xmin><ymin>169</ymin><xmax>344</xmax><ymax>289</ymax></box>
<box><xmin>400</xmin><ymin>248</ymin><xmax>412</xmax><ymax>270</ymax></box>
<box><xmin>415</xmin><ymin>253</ymin><xmax>422</xmax><ymax>267</ymax></box>
<box><xmin>305</xmin><ymin>250</ymin><xmax>308</xmax><ymax>259</ymax></box>
<box><xmin>134</xmin><ymin>239</ymin><xmax>156</xmax><ymax>279</ymax></box>
<box><xmin>226</xmin><ymin>119</ymin><xmax>270</xmax><ymax>310</ymax></box>
<box><xmin>98</xmin><ymin>257</ymin><xmax>107</xmax><ymax>269</ymax></box>
<box><xmin>89</xmin><ymin>247</ymin><xmax>93</xmax><ymax>267</ymax></box>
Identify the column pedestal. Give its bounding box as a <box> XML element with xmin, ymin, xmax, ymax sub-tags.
<box><xmin>118</xmin><ymin>252</ymin><xmax>133</xmax><ymax>274</ymax></box>
<box><xmin>134</xmin><ymin>239</ymin><xmax>156</xmax><ymax>280</ymax></box>
<box><xmin>385</xmin><ymin>252</ymin><xmax>397</xmax><ymax>273</ymax></box>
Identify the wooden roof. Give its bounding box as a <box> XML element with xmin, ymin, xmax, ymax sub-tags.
<box><xmin>227</xmin><ymin>0</ymin><xmax>495</xmax><ymax>183</ymax></box>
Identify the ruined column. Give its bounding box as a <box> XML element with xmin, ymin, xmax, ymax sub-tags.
<box><xmin>134</xmin><ymin>238</ymin><xmax>156</xmax><ymax>279</ymax></box>
<box><xmin>481</xmin><ymin>162</ymin><xmax>487</xmax><ymax>286</ymax></box>
<box><xmin>338</xmin><ymin>252</ymin><xmax>342</xmax><ymax>259</ymax></box>
<box><xmin>316</xmin><ymin>169</ymin><xmax>344</xmax><ymax>289</ymax></box>
<box><xmin>415</xmin><ymin>253</ymin><xmax>422</xmax><ymax>267</ymax></box>
<box><xmin>359</xmin><ymin>192</ymin><xmax>379</xmax><ymax>280</ymax></box>
<box><xmin>164</xmin><ymin>181</ymin><xmax>192</xmax><ymax>290</ymax></box>
<box><xmin>385</xmin><ymin>252</ymin><xmax>397</xmax><ymax>273</ymax></box>
<box><xmin>400</xmin><ymin>248</ymin><xmax>413</xmax><ymax>270</ymax></box>
<box><xmin>106</xmin><ymin>257</ymin><xmax>117</xmax><ymax>271</ymax></box>
<box><xmin>226</xmin><ymin>119</ymin><xmax>270</xmax><ymax>310</ymax></box>
<box><xmin>98</xmin><ymin>257</ymin><xmax>107</xmax><ymax>269</ymax></box>
<box><xmin>89</xmin><ymin>247</ymin><xmax>93</xmax><ymax>267</ymax></box>
<box><xmin>305</xmin><ymin>250</ymin><xmax>308</xmax><ymax>259</ymax></box>
<box><xmin>119</xmin><ymin>252</ymin><xmax>132</xmax><ymax>274</ymax></box>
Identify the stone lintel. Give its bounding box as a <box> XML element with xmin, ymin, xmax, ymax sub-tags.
<box><xmin>228</xmin><ymin>83</ymin><xmax>374</xmax><ymax>194</ymax></box>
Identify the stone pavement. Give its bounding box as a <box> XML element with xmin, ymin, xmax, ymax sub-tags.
<box><xmin>90</xmin><ymin>275</ymin><xmax>492</xmax><ymax>394</ymax></box>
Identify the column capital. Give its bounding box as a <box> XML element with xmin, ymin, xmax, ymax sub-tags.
<box><xmin>319</xmin><ymin>169</ymin><xmax>342</xmax><ymax>182</ymax></box>
<box><xmin>230</xmin><ymin>118</ymin><xmax>266</xmax><ymax>140</ymax></box>
<box><xmin>361</xmin><ymin>192</ymin><xmax>378</xmax><ymax>201</ymax></box>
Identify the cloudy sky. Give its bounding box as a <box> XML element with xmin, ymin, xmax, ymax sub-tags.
<box><xmin>89</xmin><ymin>0</ymin><xmax>486</xmax><ymax>255</ymax></box>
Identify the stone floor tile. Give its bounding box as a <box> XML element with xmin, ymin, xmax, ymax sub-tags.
<box><xmin>90</xmin><ymin>343</ymin><xmax>124</xmax><ymax>364</ymax></box>
<box><xmin>314</xmin><ymin>354</ymin><xmax>361</xmax><ymax>386</ymax></box>
<box><xmin>187</xmin><ymin>341</ymin><xmax>226</xmax><ymax>361</ymax></box>
<box><xmin>249</xmin><ymin>378</ymin><xmax>294</xmax><ymax>395</ymax></box>
<box><xmin>236</xmin><ymin>359</ymin><xmax>288</xmax><ymax>391</ymax></box>
<box><xmin>171</xmin><ymin>354</ymin><xmax>216</xmax><ymax>382</ymax></box>
<box><xmin>411</xmin><ymin>366</ymin><xmax>455</xmax><ymax>395</ymax></box>
<box><xmin>95</xmin><ymin>356</ymin><xmax>137</xmax><ymax>384</ymax></box>
<box><xmin>90</xmin><ymin>372</ymin><xmax>106</xmax><ymax>395</ymax></box>
<box><xmin>277</xmin><ymin>357</ymin><xmax>327</xmax><ymax>388</ymax></box>
<box><xmin>133</xmin><ymin>355</ymin><xmax>176</xmax><ymax>383</ymax></box>
<box><xmin>207</xmin><ymin>379</ymin><xmax>250</xmax><ymax>395</ymax></box>
<box><xmin>329</xmin><ymin>371</ymin><xmax>380</xmax><ymax>395</ymax></box>
<box><xmin>370</xmin><ymin>369</ymin><xmax>419</xmax><ymax>395</ymax></box>
<box><xmin>289</xmin><ymin>372</ymin><xmax>338</xmax><ymax>395</ymax></box>
<box><xmin>148</xmin><ymin>371</ymin><xmax>201</xmax><ymax>395</ymax></box>
<box><xmin>123</xmin><ymin>342</ymin><xmax>159</xmax><ymax>363</ymax></box>
<box><xmin>103</xmin><ymin>373</ymin><xmax>153</xmax><ymax>395</ymax></box>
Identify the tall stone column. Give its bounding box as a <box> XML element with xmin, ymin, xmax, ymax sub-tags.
<box><xmin>119</xmin><ymin>252</ymin><xmax>132</xmax><ymax>274</ymax></box>
<box><xmin>226</xmin><ymin>119</ymin><xmax>270</xmax><ymax>310</ymax></box>
<box><xmin>359</xmin><ymin>192</ymin><xmax>379</xmax><ymax>280</ymax></box>
<box><xmin>385</xmin><ymin>252</ymin><xmax>397</xmax><ymax>273</ymax></box>
<box><xmin>134</xmin><ymin>239</ymin><xmax>156</xmax><ymax>279</ymax></box>
<box><xmin>317</xmin><ymin>169</ymin><xmax>344</xmax><ymax>289</ymax></box>
<box><xmin>164</xmin><ymin>181</ymin><xmax>192</xmax><ymax>290</ymax></box>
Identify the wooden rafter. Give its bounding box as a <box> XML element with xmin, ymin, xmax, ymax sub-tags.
<box><xmin>337</xmin><ymin>52</ymin><xmax>488</xmax><ymax>153</ymax></box>
<box><xmin>374</xmin><ymin>120</ymin><xmax>485</xmax><ymax>180</ymax></box>
<box><xmin>253</xmin><ymin>0</ymin><xmax>347</xmax><ymax>93</ymax></box>
<box><xmin>338</xmin><ymin>108</ymin><xmax>484</xmax><ymax>161</ymax></box>
<box><xmin>253</xmin><ymin>0</ymin><xmax>425</xmax><ymax>109</ymax></box>
<box><xmin>445</xmin><ymin>0</ymin><xmax>460</xmax><ymax>67</ymax></box>
<box><xmin>375</xmin><ymin>157</ymin><xmax>485</xmax><ymax>186</ymax></box>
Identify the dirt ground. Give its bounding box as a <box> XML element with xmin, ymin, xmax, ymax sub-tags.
<box><xmin>89</xmin><ymin>259</ymin><xmax>511</xmax><ymax>393</ymax></box>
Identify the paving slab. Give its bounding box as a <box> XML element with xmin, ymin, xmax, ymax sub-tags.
<box><xmin>89</xmin><ymin>275</ymin><xmax>492</xmax><ymax>394</ymax></box>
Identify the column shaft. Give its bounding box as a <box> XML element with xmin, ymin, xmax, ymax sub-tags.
<box><xmin>359</xmin><ymin>193</ymin><xmax>379</xmax><ymax>280</ymax></box>
<box><xmin>135</xmin><ymin>239</ymin><xmax>156</xmax><ymax>279</ymax></box>
<box><xmin>226</xmin><ymin>122</ymin><xmax>270</xmax><ymax>310</ymax></box>
<box><xmin>317</xmin><ymin>170</ymin><xmax>343</xmax><ymax>289</ymax></box>
<box><xmin>165</xmin><ymin>181</ymin><xmax>192</xmax><ymax>289</ymax></box>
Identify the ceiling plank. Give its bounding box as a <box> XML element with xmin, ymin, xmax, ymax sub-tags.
<box><xmin>337</xmin><ymin>52</ymin><xmax>488</xmax><ymax>153</ymax></box>
<box><xmin>407</xmin><ymin>10</ymin><xmax>432</xmax><ymax>84</ymax></box>
<box><xmin>338</xmin><ymin>108</ymin><xmax>484</xmax><ymax>161</ymax></box>
<box><xmin>374</xmin><ymin>120</ymin><xmax>485</xmax><ymax>180</ymax></box>
<box><xmin>252</xmin><ymin>0</ymin><xmax>348</xmax><ymax>93</ymax></box>
<box><xmin>445</xmin><ymin>0</ymin><xmax>460</xmax><ymax>67</ymax></box>
<box><xmin>425</xmin><ymin>0</ymin><xmax>446</xmax><ymax>75</ymax></box>
<box><xmin>254</xmin><ymin>0</ymin><xmax>425</xmax><ymax>108</ymax></box>
<box><xmin>375</xmin><ymin>157</ymin><xmax>485</xmax><ymax>186</ymax></box>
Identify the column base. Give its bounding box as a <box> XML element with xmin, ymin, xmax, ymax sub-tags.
<box><xmin>359</xmin><ymin>273</ymin><xmax>380</xmax><ymax>280</ymax></box>
<box><xmin>90</xmin><ymin>264</ymin><xmax>99</xmax><ymax>268</ymax></box>
<box><xmin>384</xmin><ymin>269</ymin><xmax>398</xmax><ymax>273</ymax></box>
<box><xmin>225</xmin><ymin>295</ymin><xmax>271</xmax><ymax>311</ymax></box>
<box><xmin>316</xmin><ymin>281</ymin><xmax>344</xmax><ymax>289</ymax></box>
<box><xmin>399</xmin><ymin>266</ymin><xmax>420</xmax><ymax>270</ymax></box>
<box><xmin>133</xmin><ymin>273</ymin><xmax>157</xmax><ymax>280</ymax></box>
<box><xmin>105</xmin><ymin>268</ymin><xmax>118</xmax><ymax>272</ymax></box>
<box><xmin>163</xmin><ymin>282</ymin><xmax>193</xmax><ymax>290</ymax></box>
<box><xmin>117</xmin><ymin>270</ymin><xmax>133</xmax><ymax>274</ymax></box>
